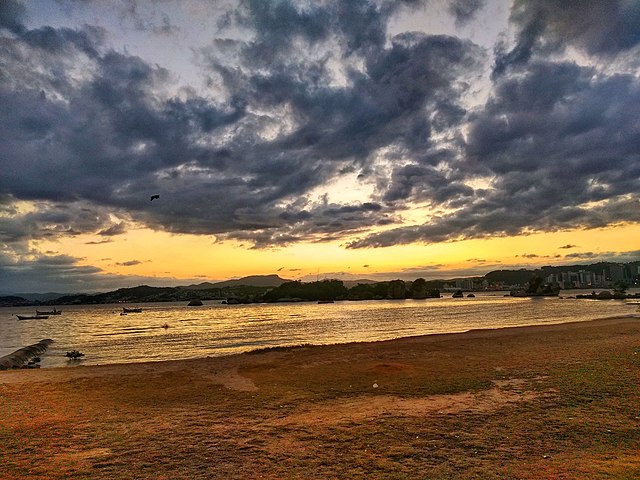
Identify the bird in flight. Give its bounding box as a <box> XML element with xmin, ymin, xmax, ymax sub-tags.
<box><xmin>150</xmin><ymin>194</ymin><xmax>160</xmax><ymax>201</ymax></box>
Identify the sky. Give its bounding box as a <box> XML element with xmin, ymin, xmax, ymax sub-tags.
<box><xmin>1</xmin><ymin>0</ymin><xmax>639</xmax><ymax>293</ymax></box>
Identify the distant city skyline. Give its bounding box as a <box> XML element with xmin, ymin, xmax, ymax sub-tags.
<box><xmin>1</xmin><ymin>1</ymin><xmax>639</xmax><ymax>292</ymax></box>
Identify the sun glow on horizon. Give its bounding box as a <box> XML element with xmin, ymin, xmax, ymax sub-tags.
<box><xmin>32</xmin><ymin>222</ymin><xmax>640</xmax><ymax>284</ymax></box>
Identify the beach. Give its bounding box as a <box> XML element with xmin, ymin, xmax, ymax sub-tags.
<box><xmin>1</xmin><ymin>316</ymin><xmax>639</xmax><ymax>479</ymax></box>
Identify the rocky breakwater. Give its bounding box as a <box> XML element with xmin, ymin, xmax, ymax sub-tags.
<box><xmin>0</xmin><ymin>339</ymin><xmax>54</xmax><ymax>370</ymax></box>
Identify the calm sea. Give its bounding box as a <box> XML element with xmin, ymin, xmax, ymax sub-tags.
<box><xmin>1</xmin><ymin>290</ymin><xmax>639</xmax><ymax>368</ymax></box>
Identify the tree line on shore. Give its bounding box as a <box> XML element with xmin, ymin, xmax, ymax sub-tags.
<box><xmin>262</xmin><ymin>278</ymin><xmax>442</xmax><ymax>303</ymax></box>
<box><xmin>2</xmin><ymin>260</ymin><xmax>638</xmax><ymax>307</ymax></box>
<box><xmin>1</xmin><ymin>279</ymin><xmax>444</xmax><ymax>307</ymax></box>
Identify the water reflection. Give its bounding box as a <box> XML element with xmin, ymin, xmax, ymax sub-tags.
<box><xmin>1</xmin><ymin>291</ymin><xmax>638</xmax><ymax>368</ymax></box>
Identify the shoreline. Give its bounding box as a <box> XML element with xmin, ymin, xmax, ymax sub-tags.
<box><xmin>4</xmin><ymin>296</ymin><xmax>639</xmax><ymax>370</ymax></box>
<box><xmin>1</xmin><ymin>314</ymin><xmax>637</xmax><ymax>379</ymax></box>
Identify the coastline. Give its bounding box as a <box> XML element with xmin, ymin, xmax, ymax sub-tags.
<box><xmin>5</xmin><ymin>296</ymin><xmax>639</xmax><ymax>370</ymax></box>
<box><xmin>0</xmin><ymin>314</ymin><xmax>638</xmax><ymax>376</ymax></box>
<box><xmin>2</xmin><ymin>316</ymin><xmax>640</xmax><ymax>478</ymax></box>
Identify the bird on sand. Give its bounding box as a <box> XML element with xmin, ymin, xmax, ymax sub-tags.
<box><xmin>150</xmin><ymin>194</ymin><xmax>160</xmax><ymax>201</ymax></box>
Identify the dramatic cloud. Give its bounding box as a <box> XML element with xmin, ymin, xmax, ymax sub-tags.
<box><xmin>1</xmin><ymin>1</ymin><xmax>639</xmax><ymax>291</ymax></box>
<box><xmin>349</xmin><ymin>3</ymin><xmax>640</xmax><ymax>248</ymax></box>
<box><xmin>0</xmin><ymin>201</ymin><xmax>119</xmax><ymax>243</ymax></box>
<box><xmin>513</xmin><ymin>1</ymin><xmax>640</xmax><ymax>56</ymax></box>
<box><xmin>448</xmin><ymin>0</ymin><xmax>486</xmax><ymax>26</ymax></box>
<box><xmin>1</xmin><ymin>0</ymin><xmax>484</xmax><ymax>251</ymax></box>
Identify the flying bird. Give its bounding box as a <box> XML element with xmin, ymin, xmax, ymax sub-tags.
<box><xmin>150</xmin><ymin>194</ymin><xmax>160</xmax><ymax>201</ymax></box>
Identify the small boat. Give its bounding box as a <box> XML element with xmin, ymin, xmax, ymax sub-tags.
<box><xmin>16</xmin><ymin>314</ymin><xmax>49</xmax><ymax>320</ymax></box>
<box><xmin>36</xmin><ymin>308</ymin><xmax>62</xmax><ymax>315</ymax></box>
<box><xmin>66</xmin><ymin>350</ymin><xmax>84</xmax><ymax>359</ymax></box>
<box><xmin>122</xmin><ymin>307</ymin><xmax>143</xmax><ymax>313</ymax></box>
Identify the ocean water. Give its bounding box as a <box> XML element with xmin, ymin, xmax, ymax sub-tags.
<box><xmin>1</xmin><ymin>291</ymin><xmax>639</xmax><ymax>369</ymax></box>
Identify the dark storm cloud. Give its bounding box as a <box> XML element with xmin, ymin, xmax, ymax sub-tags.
<box><xmin>494</xmin><ymin>0</ymin><xmax>640</xmax><ymax>77</ymax></box>
<box><xmin>215</xmin><ymin>200</ymin><xmax>400</xmax><ymax>248</ymax></box>
<box><xmin>0</xmin><ymin>201</ymin><xmax>117</xmax><ymax>243</ymax></box>
<box><xmin>349</xmin><ymin>56</ymin><xmax>640</xmax><ymax>248</ymax></box>
<box><xmin>0</xmin><ymin>0</ymin><xmax>26</xmax><ymax>33</ymax></box>
<box><xmin>137</xmin><ymin>5</ymin><xmax>479</xmax><ymax>243</ymax></box>
<box><xmin>448</xmin><ymin>0</ymin><xmax>485</xmax><ymax>26</ymax></box>
<box><xmin>231</xmin><ymin>0</ymin><xmax>425</xmax><ymax>63</ymax></box>
<box><xmin>1</xmin><ymin>0</ymin><xmax>483</xmax><ymax>253</ymax></box>
<box><xmin>381</xmin><ymin>160</ymin><xmax>474</xmax><ymax>206</ymax></box>
<box><xmin>2</xmin><ymin>0</ymin><xmax>639</xmax><ymax>265</ymax></box>
<box><xmin>514</xmin><ymin>0</ymin><xmax>640</xmax><ymax>56</ymax></box>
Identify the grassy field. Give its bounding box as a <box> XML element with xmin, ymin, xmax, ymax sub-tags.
<box><xmin>1</xmin><ymin>317</ymin><xmax>639</xmax><ymax>479</ymax></box>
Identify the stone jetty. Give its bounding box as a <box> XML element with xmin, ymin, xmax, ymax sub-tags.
<box><xmin>0</xmin><ymin>339</ymin><xmax>54</xmax><ymax>370</ymax></box>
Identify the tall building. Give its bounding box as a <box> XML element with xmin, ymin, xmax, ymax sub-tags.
<box><xmin>610</xmin><ymin>264</ymin><xmax>625</xmax><ymax>283</ymax></box>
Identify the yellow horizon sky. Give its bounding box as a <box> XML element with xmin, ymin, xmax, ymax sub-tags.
<box><xmin>35</xmin><ymin>222</ymin><xmax>640</xmax><ymax>283</ymax></box>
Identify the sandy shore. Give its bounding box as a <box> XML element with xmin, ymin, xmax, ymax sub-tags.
<box><xmin>1</xmin><ymin>316</ymin><xmax>639</xmax><ymax>479</ymax></box>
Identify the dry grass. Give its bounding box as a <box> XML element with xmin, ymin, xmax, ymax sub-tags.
<box><xmin>1</xmin><ymin>317</ymin><xmax>640</xmax><ymax>479</ymax></box>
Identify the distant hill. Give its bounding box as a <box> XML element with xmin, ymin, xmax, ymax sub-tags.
<box><xmin>484</xmin><ymin>269</ymin><xmax>538</xmax><ymax>286</ymax></box>
<box><xmin>0</xmin><ymin>296</ymin><xmax>30</xmax><ymax>307</ymax></box>
<box><xmin>12</xmin><ymin>292</ymin><xmax>68</xmax><ymax>302</ymax></box>
<box><xmin>185</xmin><ymin>275</ymin><xmax>290</xmax><ymax>290</ymax></box>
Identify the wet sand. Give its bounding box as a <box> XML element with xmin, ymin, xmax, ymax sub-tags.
<box><xmin>1</xmin><ymin>316</ymin><xmax>639</xmax><ymax>479</ymax></box>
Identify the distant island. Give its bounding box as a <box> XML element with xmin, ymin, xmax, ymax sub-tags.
<box><xmin>1</xmin><ymin>262</ymin><xmax>639</xmax><ymax>307</ymax></box>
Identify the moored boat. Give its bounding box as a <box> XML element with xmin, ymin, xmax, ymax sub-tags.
<box><xmin>16</xmin><ymin>314</ymin><xmax>49</xmax><ymax>320</ymax></box>
<box><xmin>122</xmin><ymin>307</ymin><xmax>143</xmax><ymax>313</ymax></box>
<box><xmin>36</xmin><ymin>308</ymin><xmax>62</xmax><ymax>315</ymax></box>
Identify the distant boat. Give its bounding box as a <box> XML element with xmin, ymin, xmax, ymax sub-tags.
<box><xmin>16</xmin><ymin>314</ymin><xmax>49</xmax><ymax>320</ymax></box>
<box><xmin>187</xmin><ymin>299</ymin><xmax>203</xmax><ymax>306</ymax></box>
<box><xmin>122</xmin><ymin>307</ymin><xmax>143</xmax><ymax>313</ymax></box>
<box><xmin>452</xmin><ymin>290</ymin><xmax>464</xmax><ymax>298</ymax></box>
<box><xmin>36</xmin><ymin>308</ymin><xmax>62</xmax><ymax>315</ymax></box>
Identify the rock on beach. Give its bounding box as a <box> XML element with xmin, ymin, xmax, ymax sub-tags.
<box><xmin>0</xmin><ymin>339</ymin><xmax>54</xmax><ymax>370</ymax></box>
